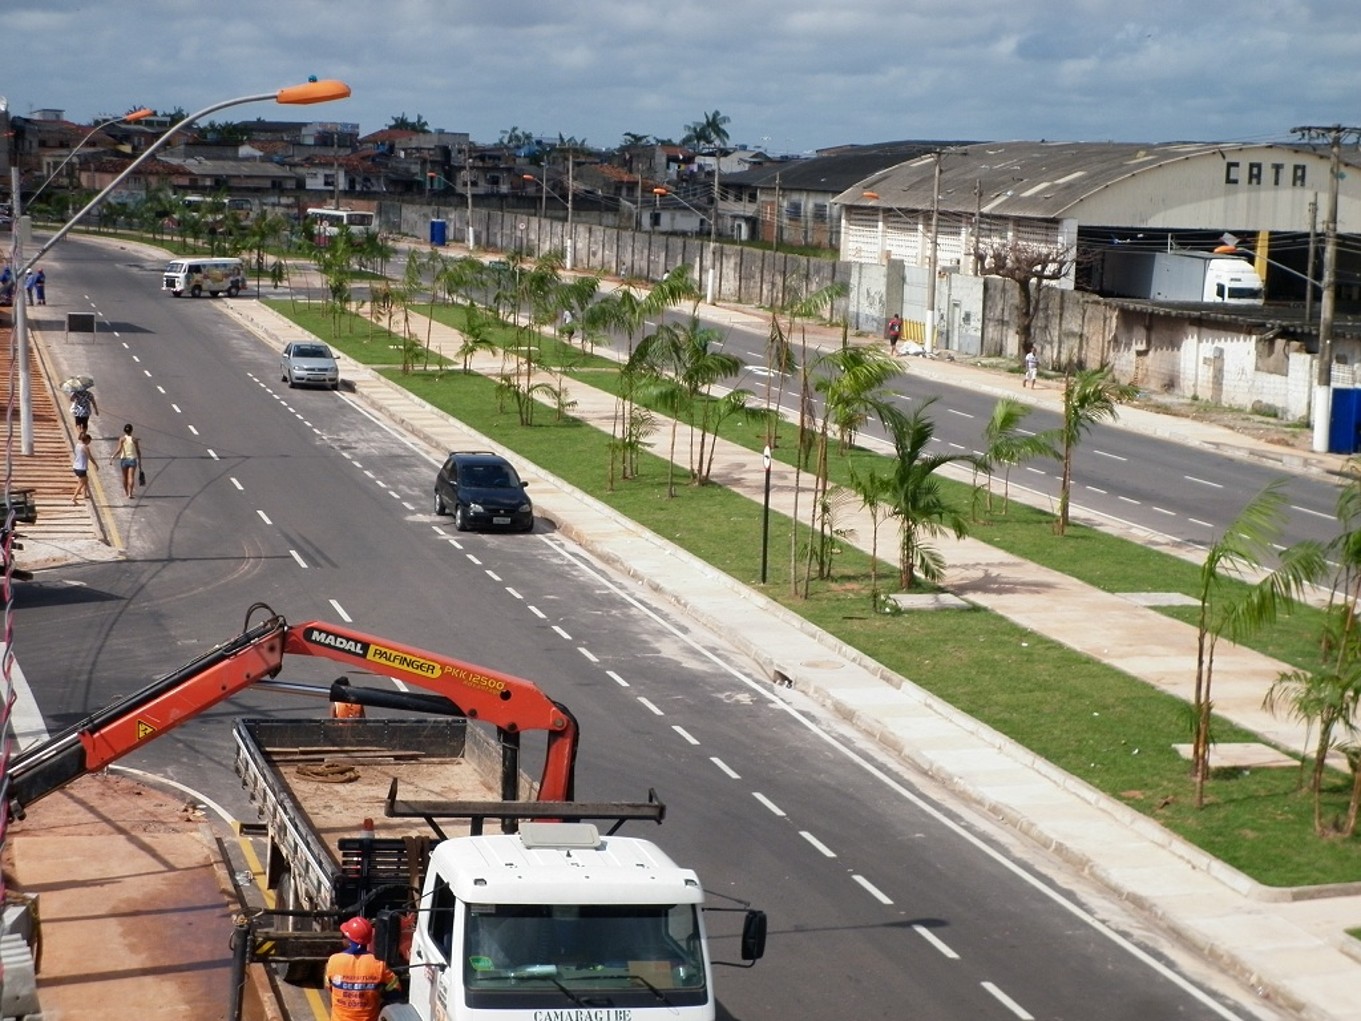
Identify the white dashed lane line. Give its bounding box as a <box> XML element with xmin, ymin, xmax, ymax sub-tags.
<box><xmin>752</xmin><ymin>792</ymin><xmax>785</xmax><ymax>817</ymax></box>
<box><xmin>289</xmin><ymin>550</ymin><xmax>308</xmax><ymax>568</ymax></box>
<box><xmin>1293</xmin><ymin>504</ymin><xmax>1336</xmax><ymax>521</ymax></box>
<box><xmin>799</xmin><ymin>831</ymin><xmax>837</xmax><ymax>858</ymax></box>
<box><xmin>552</xmin><ymin>625</ymin><xmax>572</xmax><ymax>641</ymax></box>
<box><xmin>230</xmin><ymin>478</ymin><xmax>243</xmax><ymax>490</ymax></box>
<box><xmin>606</xmin><ymin>670</ymin><xmax>629</xmax><ymax>687</ymax></box>
<box><xmin>913</xmin><ymin>924</ymin><xmax>960</xmax><ymax>959</ymax></box>
<box><xmin>1184</xmin><ymin>475</ymin><xmax>1223</xmax><ymax>488</ymax></box>
<box><xmin>981</xmin><ymin>981</ymin><xmax>1034</xmax><ymax>1020</ymax></box>
<box><xmin>1092</xmin><ymin>449</ymin><xmax>1127</xmax><ymax>461</ymax></box>
<box><xmin>636</xmin><ymin>697</ymin><xmax>664</xmax><ymax>716</ymax></box>
<box><xmin>710</xmin><ymin>757</ymin><xmax>740</xmax><ymax>779</ymax></box>
<box><xmin>577</xmin><ymin>647</ymin><xmax>598</xmax><ymax>663</ymax></box>
<box><xmin>329</xmin><ymin>599</ymin><xmax>352</xmax><ymax>622</ymax></box>
<box><xmin>528</xmin><ymin>606</ymin><xmax>546</xmax><ymax>619</ymax></box>
<box><xmin>851</xmin><ymin>874</ymin><xmax>893</xmax><ymax>905</ymax></box>
<box><xmin>672</xmin><ymin>725</ymin><xmax>698</xmax><ymax>745</ymax></box>
<box><xmin>256</xmin><ymin>510</ymin><xmax>273</xmax><ymax>525</ymax></box>
<box><xmin>505</xmin><ymin>587</ymin><xmax>523</xmax><ymax>600</ymax></box>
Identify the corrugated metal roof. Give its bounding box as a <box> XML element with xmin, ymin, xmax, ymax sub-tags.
<box><xmin>838</xmin><ymin>140</ymin><xmax>1356</xmax><ymax>219</ymax></box>
<box><xmin>724</xmin><ymin>139</ymin><xmax>972</xmax><ymax>192</ymax></box>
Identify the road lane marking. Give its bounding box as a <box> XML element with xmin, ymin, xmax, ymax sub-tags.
<box><xmin>1093</xmin><ymin>449</ymin><xmax>1127</xmax><ymax>461</ymax></box>
<box><xmin>485</xmin><ymin>570</ymin><xmax>502</xmax><ymax>582</ymax></box>
<box><xmin>171</xmin><ymin>403</ymin><xmax>182</xmax><ymax>414</ymax></box>
<box><xmin>528</xmin><ymin>605</ymin><xmax>546</xmax><ymax>619</ymax></box>
<box><xmin>913</xmin><ymin>924</ymin><xmax>960</xmax><ymax>959</ymax></box>
<box><xmin>467</xmin><ymin>554</ymin><xmax>482</xmax><ymax>565</ymax></box>
<box><xmin>1184</xmin><ymin>475</ymin><xmax>1223</xmax><ymax>488</ymax></box>
<box><xmin>752</xmin><ymin>792</ymin><xmax>786</xmax><ymax>816</ymax></box>
<box><xmin>187</xmin><ymin>425</ymin><xmax>199</xmax><ymax>436</ymax></box>
<box><xmin>207</xmin><ymin>449</ymin><xmax>219</xmax><ymax>459</ymax></box>
<box><xmin>578</xmin><ymin>647</ymin><xmax>598</xmax><ymax>663</ymax></box>
<box><xmin>947</xmin><ymin>408</ymin><xmax>974</xmax><ymax>418</ymax></box>
<box><xmin>1117</xmin><ymin>495</ymin><xmax>1140</xmax><ymax>505</ymax></box>
<box><xmin>1085</xmin><ymin>486</ymin><xmax>1107</xmax><ymax>494</ymax></box>
<box><xmin>230</xmin><ymin>478</ymin><xmax>243</xmax><ymax>490</ymax></box>
<box><xmin>710</xmin><ymin>757</ymin><xmax>740</xmax><ymax>778</ymax></box>
<box><xmin>607</xmin><ymin>670</ymin><xmax>629</xmax><ymax>687</ymax></box>
<box><xmin>799</xmin><ymin>831</ymin><xmax>837</xmax><ymax>857</ymax></box>
<box><xmin>552</xmin><ymin>624</ymin><xmax>572</xmax><ymax>640</ymax></box>
<box><xmin>289</xmin><ymin>550</ymin><xmax>308</xmax><ymax>568</ymax></box>
<box><xmin>981</xmin><ymin>982</ymin><xmax>1034</xmax><ymax>1019</ymax></box>
<box><xmin>1292</xmin><ymin>504</ymin><xmax>1336</xmax><ymax>521</ymax></box>
<box><xmin>637</xmin><ymin>697</ymin><xmax>664</xmax><ymax>716</ymax></box>
<box><xmin>329</xmin><ymin>599</ymin><xmax>352</xmax><ymax>622</ymax></box>
<box><xmin>506</xmin><ymin>587</ymin><xmax>523</xmax><ymax>600</ymax></box>
<box><xmin>672</xmin><ymin>725</ymin><xmax>699</xmax><ymax>745</ymax></box>
<box><xmin>1188</xmin><ymin>517</ymin><xmax>1214</xmax><ymax>528</ymax></box>
<box><xmin>256</xmin><ymin>510</ymin><xmax>272</xmax><ymax>525</ymax></box>
<box><xmin>852</xmin><ymin>874</ymin><xmax>893</xmax><ymax>904</ymax></box>
<box><xmin>1153</xmin><ymin>506</ymin><xmax>1175</xmax><ymax>515</ymax></box>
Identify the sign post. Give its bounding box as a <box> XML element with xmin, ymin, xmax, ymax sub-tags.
<box><xmin>760</xmin><ymin>445</ymin><xmax>772</xmax><ymax>584</ymax></box>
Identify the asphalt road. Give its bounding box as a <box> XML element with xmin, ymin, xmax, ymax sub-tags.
<box><xmin>12</xmin><ymin>237</ymin><xmax>1288</xmax><ymax>1020</ymax></box>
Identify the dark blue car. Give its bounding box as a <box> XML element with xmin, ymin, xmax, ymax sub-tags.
<box><xmin>433</xmin><ymin>451</ymin><xmax>533</xmax><ymax>532</ymax></box>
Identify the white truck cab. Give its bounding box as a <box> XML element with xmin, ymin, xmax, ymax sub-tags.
<box><xmin>385</xmin><ymin>822</ymin><xmax>758</xmax><ymax>1021</ymax></box>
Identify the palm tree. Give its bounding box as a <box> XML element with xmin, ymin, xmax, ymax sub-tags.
<box><xmin>1191</xmin><ymin>481</ymin><xmax>1325</xmax><ymax>808</ymax></box>
<box><xmin>883</xmin><ymin>400</ymin><xmax>983</xmax><ymax>589</ymax></box>
<box><xmin>588</xmin><ymin>267</ymin><xmax>700</xmax><ymax>486</ymax></box>
<box><xmin>682</xmin><ymin>110</ymin><xmax>731</xmax><ymax>251</ymax></box>
<box><xmin>630</xmin><ymin>315</ymin><xmax>745</xmax><ymax>495</ymax></box>
<box><xmin>844</xmin><ymin>462</ymin><xmax>895</xmax><ymax>607</ymax></box>
<box><xmin>1054</xmin><ymin>366</ymin><xmax>1138</xmax><ymax>534</ymax></box>
<box><xmin>797</xmin><ymin>346</ymin><xmax>904</xmax><ymax>591</ymax></box>
<box><xmin>981</xmin><ymin>398</ymin><xmax>1059</xmax><ymax>515</ymax></box>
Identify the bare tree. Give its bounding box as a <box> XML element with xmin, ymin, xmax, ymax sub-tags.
<box><xmin>975</xmin><ymin>240</ymin><xmax>1075</xmax><ymax>358</ymax></box>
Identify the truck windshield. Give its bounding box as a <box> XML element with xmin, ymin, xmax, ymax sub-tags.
<box><xmin>462</xmin><ymin>902</ymin><xmax>707</xmax><ymax>1010</ymax></box>
<box><xmin>1226</xmin><ymin>286</ymin><xmax>1263</xmax><ymax>300</ymax></box>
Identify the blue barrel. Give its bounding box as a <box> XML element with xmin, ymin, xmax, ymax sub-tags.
<box><xmin>430</xmin><ymin>219</ymin><xmax>447</xmax><ymax>246</ymax></box>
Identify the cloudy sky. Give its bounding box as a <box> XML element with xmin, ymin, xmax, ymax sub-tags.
<box><xmin>4</xmin><ymin>1</ymin><xmax>1357</xmax><ymax>152</ymax></box>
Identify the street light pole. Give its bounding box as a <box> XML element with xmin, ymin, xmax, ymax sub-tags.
<box><xmin>26</xmin><ymin>108</ymin><xmax>153</xmax><ymax>210</ymax></box>
<box><xmin>11</xmin><ymin>79</ymin><xmax>351</xmax><ymax>456</ymax></box>
<box><xmin>465</xmin><ymin>141</ymin><xmax>475</xmax><ymax>251</ymax></box>
<box><xmin>566</xmin><ymin>155</ymin><xmax>574</xmax><ymax>271</ymax></box>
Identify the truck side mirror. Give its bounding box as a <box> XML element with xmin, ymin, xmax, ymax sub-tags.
<box><xmin>740</xmin><ymin>910</ymin><xmax>767</xmax><ymax>962</ymax></box>
<box><xmin>374</xmin><ymin>909</ymin><xmax>403</xmax><ymax>966</ymax></box>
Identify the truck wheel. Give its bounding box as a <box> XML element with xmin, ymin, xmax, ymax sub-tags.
<box><xmin>190</xmin><ymin>284</ymin><xmax>202</xmax><ymax>298</ymax></box>
<box><xmin>227</xmin><ymin>283</ymin><xmax>240</xmax><ymax>298</ymax></box>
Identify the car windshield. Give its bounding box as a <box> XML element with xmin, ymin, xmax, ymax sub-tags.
<box><xmin>459</xmin><ymin>463</ymin><xmax>516</xmax><ymax>488</ymax></box>
<box><xmin>293</xmin><ymin>345</ymin><xmax>330</xmax><ymax>359</ymax></box>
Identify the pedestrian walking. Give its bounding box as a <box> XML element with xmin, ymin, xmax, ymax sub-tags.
<box><xmin>885</xmin><ymin>313</ymin><xmax>902</xmax><ymax>356</ymax></box>
<box><xmin>34</xmin><ymin>268</ymin><xmax>45</xmax><ymax>305</ymax></box>
<box><xmin>70</xmin><ymin>388</ymin><xmax>98</xmax><ymax>432</ymax></box>
<box><xmin>110</xmin><ymin>423</ymin><xmax>142</xmax><ymax>499</ymax></box>
<box><xmin>1023</xmin><ymin>345</ymin><xmax>1039</xmax><ymax>388</ymax></box>
<box><xmin>325</xmin><ymin>917</ymin><xmax>399</xmax><ymax>1021</ymax></box>
<box><xmin>71</xmin><ymin>432</ymin><xmax>97</xmax><ymax>504</ymax></box>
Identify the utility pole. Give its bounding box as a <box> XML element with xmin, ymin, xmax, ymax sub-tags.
<box><xmin>1293</xmin><ymin>124</ymin><xmax>1361</xmax><ymax>453</ymax></box>
<box><xmin>566</xmin><ymin>153</ymin><xmax>574</xmax><ymax>270</ymax></box>
<box><xmin>772</xmin><ymin>171</ymin><xmax>781</xmax><ymax>254</ymax></box>
<box><xmin>1305</xmin><ymin>196</ymin><xmax>1318</xmax><ymax>327</ymax></box>
<box><xmin>924</xmin><ymin>152</ymin><xmax>942</xmax><ymax>354</ymax></box>
<box><xmin>465</xmin><ymin>141</ymin><xmax>475</xmax><ymax>251</ymax></box>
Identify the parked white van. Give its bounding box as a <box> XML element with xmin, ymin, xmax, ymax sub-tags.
<box><xmin>162</xmin><ymin>257</ymin><xmax>245</xmax><ymax>298</ymax></box>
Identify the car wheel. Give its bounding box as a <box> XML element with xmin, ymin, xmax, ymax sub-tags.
<box><xmin>520</xmin><ymin>518</ymin><xmax>535</xmax><ymax>533</ymax></box>
<box><xmin>286</xmin><ymin>372</ymin><xmax>296</xmax><ymax>389</ymax></box>
<box><xmin>433</xmin><ymin>489</ymin><xmax>446</xmax><ymax>516</ymax></box>
<box><xmin>190</xmin><ymin>284</ymin><xmax>202</xmax><ymax>298</ymax></box>
<box><xmin>227</xmin><ymin>284</ymin><xmax>240</xmax><ymax>298</ymax></box>
<box><xmin>453</xmin><ymin>505</ymin><xmax>470</xmax><ymax>532</ymax></box>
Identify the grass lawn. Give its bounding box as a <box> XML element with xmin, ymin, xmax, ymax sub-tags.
<box><xmin>265</xmin><ymin>300</ymin><xmax>1361</xmax><ymax>889</ymax></box>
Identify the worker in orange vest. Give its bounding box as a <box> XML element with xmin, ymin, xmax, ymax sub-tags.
<box><xmin>325</xmin><ymin>916</ymin><xmax>400</xmax><ymax>1021</ymax></box>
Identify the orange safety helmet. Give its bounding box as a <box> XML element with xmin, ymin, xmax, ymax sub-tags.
<box><xmin>340</xmin><ymin>916</ymin><xmax>374</xmax><ymax>945</ymax></box>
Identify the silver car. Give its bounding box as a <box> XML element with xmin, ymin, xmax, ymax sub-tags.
<box><xmin>280</xmin><ymin>342</ymin><xmax>340</xmax><ymax>390</ymax></box>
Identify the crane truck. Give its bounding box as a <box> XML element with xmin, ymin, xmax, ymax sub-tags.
<box><xmin>7</xmin><ymin>603</ymin><xmax>765</xmax><ymax>1020</ymax></box>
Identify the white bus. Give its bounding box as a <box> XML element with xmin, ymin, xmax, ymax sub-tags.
<box><xmin>162</xmin><ymin>257</ymin><xmax>245</xmax><ymax>298</ymax></box>
<box><xmin>306</xmin><ymin>207</ymin><xmax>376</xmax><ymax>242</ymax></box>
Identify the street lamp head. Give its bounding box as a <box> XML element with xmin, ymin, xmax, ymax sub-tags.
<box><xmin>275</xmin><ymin>79</ymin><xmax>351</xmax><ymax>105</ymax></box>
<box><xmin>124</xmin><ymin>108</ymin><xmax>154</xmax><ymax>122</ymax></box>
<box><xmin>523</xmin><ymin>174</ymin><xmax>537</xmax><ymax>181</ymax></box>
<box><xmin>652</xmin><ymin>187</ymin><xmax>669</xmax><ymax>196</ymax></box>
<box><xmin>862</xmin><ymin>191</ymin><xmax>881</xmax><ymax>201</ymax></box>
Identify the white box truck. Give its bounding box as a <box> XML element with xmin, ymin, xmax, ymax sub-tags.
<box><xmin>1099</xmin><ymin>249</ymin><xmax>1264</xmax><ymax>304</ymax></box>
